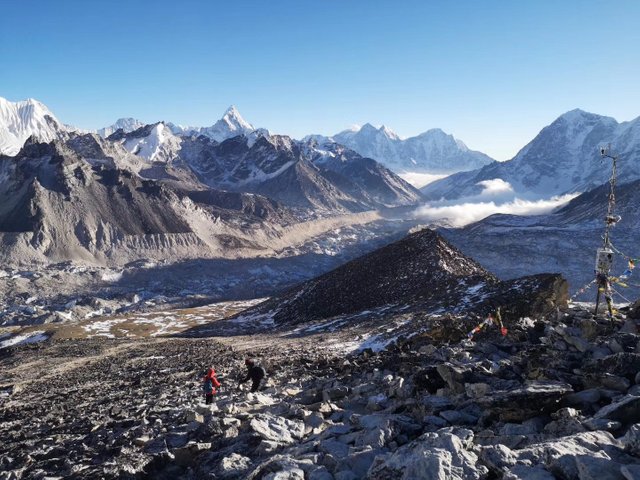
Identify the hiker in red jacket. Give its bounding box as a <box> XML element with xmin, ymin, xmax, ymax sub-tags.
<box><xmin>202</xmin><ymin>367</ymin><xmax>221</xmax><ymax>404</ymax></box>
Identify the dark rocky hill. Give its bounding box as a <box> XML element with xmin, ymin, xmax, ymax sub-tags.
<box><xmin>237</xmin><ymin>229</ymin><xmax>568</xmax><ymax>327</ymax></box>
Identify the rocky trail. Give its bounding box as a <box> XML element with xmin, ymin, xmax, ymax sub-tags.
<box><xmin>3</xmin><ymin>303</ymin><xmax>640</xmax><ymax>479</ymax></box>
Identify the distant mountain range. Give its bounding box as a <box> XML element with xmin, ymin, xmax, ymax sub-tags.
<box><xmin>0</xmin><ymin>97</ymin><xmax>424</xmax><ymax>266</ymax></box>
<box><xmin>422</xmin><ymin>109</ymin><xmax>640</xmax><ymax>200</ymax></box>
<box><xmin>107</xmin><ymin>122</ymin><xmax>422</xmax><ymax>213</ymax></box>
<box><xmin>0</xmin><ymin>97</ymin><xmax>422</xmax><ymax>213</ymax></box>
<box><xmin>307</xmin><ymin>124</ymin><xmax>494</xmax><ymax>174</ymax></box>
<box><xmin>0</xmin><ymin>97</ymin><xmax>497</xmax><ymax>176</ymax></box>
<box><xmin>2</xmin><ymin>95</ymin><xmax>639</xmax><ymax>279</ymax></box>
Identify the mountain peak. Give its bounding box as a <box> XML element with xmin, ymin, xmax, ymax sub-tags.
<box><xmin>221</xmin><ymin>105</ymin><xmax>253</xmax><ymax>130</ymax></box>
<box><xmin>0</xmin><ymin>96</ymin><xmax>66</xmax><ymax>155</ymax></box>
<box><xmin>379</xmin><ymin>125</ymin><xmax>400</xmax><ymax>140</ymax></box>
<box><xmin>97</xmin><ymin>117</ymin><xmax>146</xmax><ymax>138</ymax></box>
<box><xmin>555</xmin><ymin>108</ymin><xmax>615</xmax><ymax>125</ymax></box>
<box><xmin>224</xmin><ymin>105</ymin><xmax>240</xmax><ymax>117</ymax></box>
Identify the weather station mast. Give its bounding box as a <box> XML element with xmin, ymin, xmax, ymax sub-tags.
<box><xmin>594</xmin><ymin>145</ymin><xmax>620</xmax><ymax>317</ymax></box>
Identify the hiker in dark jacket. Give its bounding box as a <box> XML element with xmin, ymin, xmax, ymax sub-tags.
<box><xmin>239</xmin><ymin>358</ymin><xmax>266</xmax><ymax>392</ymax></box>
<box><xmin>203</xmin><ymin>367</ymin><xmax>221</xmax><ymax>404</ymax></box>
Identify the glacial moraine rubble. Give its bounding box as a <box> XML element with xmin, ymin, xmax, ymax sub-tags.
<box><xmin>2</xmin><ymin>304</ymin><xmax>640</xmax><ymax>479</ymax></box>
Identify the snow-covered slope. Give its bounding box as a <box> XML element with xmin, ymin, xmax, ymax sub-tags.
<box><xmin>116</xmin><ymin>122</ymin><xmax>183</xmax><ymax>163</ymax></box>
<box><xmin>307</xmin><ymin>123</ymin><xmax>493</xmax><ymax>174</ymax></box>
<box><xmin>423</xmin><ymin>109</ymin><xmax>640</xmax><ymax>201</ymax></box>
<box><xmin>96</xmin><ymin>118</ymin><xmax>146</xmax><ymax>138</ymax></box>
<box><xmin>0</xmin><ymin>97</ymin><xmax>67</xmax><ymax>155</ymax></box>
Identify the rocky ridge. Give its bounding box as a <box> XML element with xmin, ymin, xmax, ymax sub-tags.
<box><xmin>0</xmin><ymin>136</ymin><xmax>297</xmax><ymax>267</ymax></box>
<box><xmin>231</xmin><ymin>229</ymin><xmax>568</xmax><ymax>330</ymax></box>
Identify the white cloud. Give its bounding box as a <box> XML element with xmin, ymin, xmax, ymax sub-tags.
<box><xmin>399</xmin><ymin>172</ymin><xmax>449</xmax><ymax>188</ymax></box>
<box><xmin>477</xmin><ymin>178</ymin><xmax>514</xmax><ymax>196</ymax></box>
<box><xmin>414</xmin><ymin>193</ymin><xmax>579</xmax><ymax>227</ymax></box>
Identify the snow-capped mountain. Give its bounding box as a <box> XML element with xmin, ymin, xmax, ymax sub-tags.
<box><xmin>168</xmin><ymin>105</ymin><xmax>263</xmax><ymax>142</ymax></box>
<box><xmin>197</xmin><ymin>105</ymin><xmax>256</xmax><ymax>141</ymax></box>
<box><xmin>97</xmin><ymin>106</ymin><xmax>263</xmax><ymax>145</ymax></box>
<box><xmin>307</xmin><ymin>123</ymin><xmax>493</xmax><ymax>174</ymax></box>
<box><xmin>108</xmin><ymin>118</ymin><xmax>423</xmax><ymax>213</ymax></box>
<box><xmin>0</xmin><ymin>97</ymin><xmax>68</xmax><ymax>155</ymax></box>
<box><xmin>96</xmin><ymin>118</ymin><xmax>146</xmax><ymax>138</ymax></box>
<box><xmin>114</xmin><ymin>122</ymin><xmax>183</xmax><ymax>163</ymax></box>
<box><xmin>181</xmin><ymin>133</ymin><xmax>424</xmax><ymax>212</ymax></box>
<box><xmin>423</xmin><ymin>109</ymin><xmax>640</xmax><ymax>201</ymax></box>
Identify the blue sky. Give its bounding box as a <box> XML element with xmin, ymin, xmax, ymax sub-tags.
<box><xmin>1</xmin><ymin>0</ymin><xmax>638</xmax><ymax>160</ymax></box>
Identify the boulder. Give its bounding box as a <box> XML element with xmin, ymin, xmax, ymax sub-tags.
<box><xmin>584</xmin><ymin>418</ymin><xmax>622</xmax><ymax>432</ymax></box>
<box><xmin>256</xmin><ymin>440</ymin><xmax>287</xmax><ymax>455</ymax></box>
<box><xmin>587</xmin><ymin>353</ymin><xmax>640</xmax><ymax>380</ymax></box>
<box><xmin>319</xmin><ymin>439</ymin><xmax>350</xmax><ymax>459</ymax></box>
<box><xmin>337</xmin><ymin>448</ymin><xmax>381</xmax><ymax>478</ymax></box>
<box><xmin>628</xmin><ymin>300</ymin><xmax>640</xmax><ymax>320</ymax></box>
<box><xmin>184</xmin><ymin>410</ymin><xmax>204</xmax><ymax>424</ymax></box>
<box><xmin>263</xmin><ymin>468</ymin><xmax>305</xmax><ymax>480</ymax></box>
<box><xmin>436</xmin><ymin>364</ymin><xmax>472</xmax><ymax>395</ymax></box>
<box><xmin>308</xmin><ymin>466</ymin><xmax>334</xmax><ymax>480</ymax></box>
<box><xmin>366</xmin><ymin>428</ymin><xmax>488</xmax><ymax>480</ymax></box>
<box><xmin>439</xmin><ymin>410</ymin><xmax>477</xmax><ymax>426</ymax></box>
<box><xmin>465</xmin><ymin>383</ymin><xmax>490</xmax><ymax>398</ymax></box>
<box><xmin>600</xmin><ymin>375</ymin><xmax>631</xmax><ymax>392</ymax></box>
<box><xmin>323</xmin><ymin>386</ymin><xmax>350</xmax><ymax>402</ymax></box>
<box><xmin>503</xmin><ymin>465</ymin><xmax>556</xmax><ymax>480</ymax></box>
<box><xmin>173</xmin><ymin>442</ymin><xmax>211</xmax><ymax>466</ymax></box>
<box><xmin>621</xmin><ymin>423</ymin><xmax>640</xmax><ymax>456</ymax></box>
<box><xmin>480</xmin><ymin>431</ymin><xmax>628</xmax><ymax>479</ymax></box>
<box><xmin>620</xmin><ymin>320</ymin><xmax>638</xmax><ymax>335</ymax></box>
<box><xmin>564</xmin><ymin>388</ymin><xmax>602</xmax><ymax>407</ymax></box>
<box><xmin>250</xmin><ymin>414</ymin><xmax>305</xmax><ymax>445</ymax></box>
<box><xmin>219</xmin><ymin>453</ymin><xmax>252</xmax><ymax>478</ymax></box>
<box><xmin>594</xmin><ymin>395</ymin><xmax>640</xmax><ymax>426</ymax></box>
<box><xmin>474</xmin><ymin>381</ymin><xmax>573</xmax><ymax>422</ymax></box>
<box><xmin>304</xmin><ymin>412</ymin><xmax>325</xmax><ymax>430</ymax></box>
<box><xmin>575</xmin><ymin>455</ymin><xmax>626</xmax><ymax>480</ymax></box>
<box><xmin>581</xmin><ymin>319</ymin><xmax>600</xmax><ymax>341</ymax></box>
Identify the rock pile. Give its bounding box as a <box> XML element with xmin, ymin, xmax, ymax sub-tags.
<box><xmin>2</xmin><ymin>303</ymin><xmax>640</xmax><ymax>479</ymax></box>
